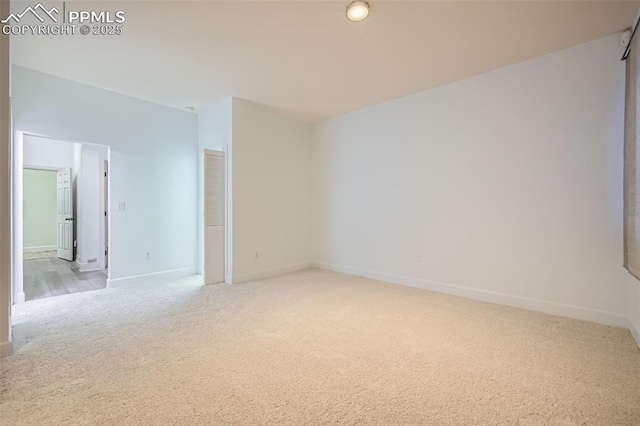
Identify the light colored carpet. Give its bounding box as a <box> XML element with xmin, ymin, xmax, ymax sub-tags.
<box><xmin>1</xmin><ymin>268</ymin><xmax>639</xmax><ymax>425</ymax></box>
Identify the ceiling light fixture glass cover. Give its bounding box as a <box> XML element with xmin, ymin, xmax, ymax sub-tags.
<box><xmin>346</xmin><ymin>0</ymin><xmax>369</xmax><ymax>22</ymax></box>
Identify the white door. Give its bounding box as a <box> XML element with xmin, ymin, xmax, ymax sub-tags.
<box><xmin>204</xmin><ymin>150</ymin><xmax>224</xmax><ymax>284</ymax></box>
<box><xmin>57</xmin><ymin>168</ymin><xmax>74</xmax><ymax>261</ymax></box>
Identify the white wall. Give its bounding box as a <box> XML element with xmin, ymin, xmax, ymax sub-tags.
<box><xmin>23</xmin><ymin>135</ymin><xmax>78</xmax><ymax>170</ymax></box>
<box><xmin>12</xmin><ymin>66</ymin><xmax>199</xmax><ymax>284</ymax></box>
<box><xmin>72</xmin><ymin>142</ymin><xmax>82</xmax><ymax>263</ymax></box>
<box><xmin>0</xmin><ymin>0</ymin><xmax>11</xmax><ymax>356</ymax></box>
<box><xmin>626</xmin><ymin>11</ymin><xmax>640</xmax><ymax>348</ymax></box>
<box><xmin>231</xmin><ymin>99</ymin><xmax>311</xmax><ymax>282</ymax></box>
<box><xmin>629</xmin><ymin>279</ymin><xmax>640</xmax><ymax>345</ymax></box>
<box><xmin>23</xmin><ymin>169</ymin><xmax>57</xmax><ymax>250</ymax></box>
<box><xmin>78</xmin><ymin>143</ymin><xmax>108</xmax><ymax>270</ymax></box>
<box><xmin>311</xmin><ymin>35</ymin><xmax>631</xmax><ymax>327</ymax></box>
<box><xmin>199</xmin><ymin>98</ymin><xmax>232</xmax><ymax>153</ymax></box>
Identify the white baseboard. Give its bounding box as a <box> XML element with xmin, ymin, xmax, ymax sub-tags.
<box><xmin>232</xmin><ymin>262</ymin><xmax>311</xmax><ymax>284</ymax></box>
<box><xmin>76</xmin><ymin>261</ymin><xmax>103</xmax><ymax>272</ymax></box>
<box><xmin>76</xmin><ymin>255</ymin><xmax>103</xmax><ymax>272</ymax></box>
<box><xmin>629</xmin><ymin>317</ymin><xmax>640</xmax><ymax>349</ymax></box>
<box><xmin>0</xmin><ymin>340</ymin><xmax>11</xmax><ymax>358</ymax></box>
<box><xmin>80</xmin><ymin>266</ymin><xmax>103</xmax><ymax>272</ymax></box>
<box><xmin>13</xmin><ymin>291</ymin><xmax>25</xmax><ymax>304</ymax></box>
<box><xmin>311</xmin><ymin>261</ymin><xmax>629</xmax><ymax>329</ymax></box>
<box><xmin>23</xmin><ymin>245</ymin><xmax>56</xmax><ymax>253</ymax></box>
<box><xmin>106</xmin><ymin>267</ymin><xmax>197</xmax><ymax>288</ymax></box>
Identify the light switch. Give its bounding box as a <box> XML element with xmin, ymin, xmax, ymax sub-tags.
<box><xmin>117</xmin><ymin>202</ymin><xmax>126</xmax><ymax>212</ymax></box>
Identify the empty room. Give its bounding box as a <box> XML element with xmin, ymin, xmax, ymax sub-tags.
<box><xmin>1</xmin><ymin>0</ymin><xmax>640</xmax><ymax>424</ymax></box>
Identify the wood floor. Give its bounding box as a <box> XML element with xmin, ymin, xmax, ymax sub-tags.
<box><xmin>23</xmin><ymin>251</ymin><xmax>56</xmax><ymax>261</ymax></box>
<box><xmin>23</xmin><ymin>257</ymin><xmax>107</xmax><ymax>301</ymax></box>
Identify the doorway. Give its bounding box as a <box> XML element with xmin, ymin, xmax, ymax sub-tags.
<box><xmin>13</xmin><ymin>133</ymin><xmax>110</xmax><ymax>302</ymax></box>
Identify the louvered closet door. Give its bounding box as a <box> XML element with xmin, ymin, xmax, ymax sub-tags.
<box><xmin>204</xmin><ymin>149</ymin><xmax>225</xmax><ymax>284</ymax></box>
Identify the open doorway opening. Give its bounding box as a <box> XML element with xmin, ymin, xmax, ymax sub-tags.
<box><xmin>14</xmin><ymin>134</ymin><xmax>110</xmax><ymax>302</ymax></box>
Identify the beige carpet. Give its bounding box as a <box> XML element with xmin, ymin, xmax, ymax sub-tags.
<box><xmin>1</xmin><ymin>269</ymin><xmax>639</xmax><ymax>425</ymax></box>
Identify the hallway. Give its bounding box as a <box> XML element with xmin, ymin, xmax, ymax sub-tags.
<box><xmin>23</xmin><ymin>257</ymin><xmax>107</xmax><ymax>301</ymax></box>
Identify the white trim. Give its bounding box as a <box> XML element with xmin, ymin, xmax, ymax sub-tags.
<box><xmin>12</xmin><ymin>131</ymin><xmax>24</xmax><ymax>309</ymax></box>
<box><xmin>231</xmin><ymin>262</ymin><xmax>310</xmax><ymax>284</ymax></box>
<box><xmin>198</xmin><ymin>142</ymin><xmax>231</xmax><ymax>285</ymax></box>
<box><xmin>225</xmin><ymin>142</ymin><xmax>233</xmax><ymax>285</ymax></box>
<box><xmin>13</xmin><ymin>292</ymin><xmax>25</xmax><ymax>304</ymax></box>
<box><xmin>629</xmin><ymin>317</ymin><xmax>640</xmax><ymax>349</ymax></box>
<box><xmin>13</xmin><ymin>131</ymin><xmax>114</xmax><ymax>308</ymax></box>
<box><xmin>76</xmin><ymin>257</ymin><xmax>103</xmax><ymax>272</ymax></box>
<box><xmin>106</xmin><ymin>267</ymin><xmax>197</xmax><ymax>288</ymax></box>
<box><xmin>0</xmin><ymin>340</ymin><xmax>11</xmax><ymax>358</ymax></box>
<box><xmin>203</xmin><ymin>149</ymin><xmax>225</xmax><ymax>285</ymax></box>
<box><xmin>311</xmin><ymin>261</ymin><xmax>629</xmax><ymax>329</ymax></box>
<box><xmin>23</xmin><ymin>245</ymin><xmax>56</xmax><ymax>253</ymax></box>
<box><xmin>78</xmin><ymin>263</ymin><xmax>103</xmax><ymax>273</ymax></box>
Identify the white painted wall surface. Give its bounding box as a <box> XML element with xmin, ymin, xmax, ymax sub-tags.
<box><xmin>23</xmin><ymin>169</ymin><xmax>57</xmax><ymax>250</ymax></box>
<box><xmin>23</xmin><ymin>135</ymin><xmax>78</xmax><ymax>170</ymax></box>
<box><xmin>629</xmin><ymin>278</ymin><xmax>640</xmax><ymax>346</ymax></box>
<box><xmin>0</xmin><ymin>0</ymin><xmax>11</xmax><ymax>356</ymax></box>
<box><xmin>626</xmin><ymin>11</ymin><xmax>640</xmax><ymax>348</ymax></box>
<box><xmin>12</xmin><ymin>66</ymin><xmax>199</xmax><ymax>284</ymax></box>
<box><xmin>72</xmin><ymin>142</ymin><xmax>82</xmax><ymax>263</ymax></box>
<box><xmin>199</xmin><ymin>98</ymin><xmax>232</xmax><ymax>153</ymax></box>
<box><xmin>79</xmin><ymin>144</ymin><xmax>108</xmax><ymax>270</ymax></box>
<box><xmin>311</xmin><ymin>35</ymin><xmax>630</xmax><ymax>326</ymax></box>
<box><xmin>231</xmin><ymin>99</ymin><xmax>311</xmax><ymax>282</ymax></box>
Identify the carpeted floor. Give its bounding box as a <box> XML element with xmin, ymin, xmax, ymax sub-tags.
<box><xmin>1</xmin><ymin>268</ymin><xmax>639</xmax><ymax>425</ymax></box>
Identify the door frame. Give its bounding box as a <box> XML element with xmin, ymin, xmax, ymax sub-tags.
<box><xmin>103</xmin><ymin>159</ymin><xmax>108</xmax><ymax>270</ymax></box>
<box><xmin>56</xmin><ymin>167</ymin><xmax>74</xmax><ymax>261</ymax></box>
<box><xmin>200</xmin><ymin>144</ymin><xmax>232</xmax><ymax>284</ymax></box>
<box><xmin>203</xmin><ymin>149</ymin><xmax>225</xmax><ymax>284</ymax></box>
<box><xmin>11</xmin><ymin>131</ymin><xmax>112</xmax><ymax>304</ymax></box>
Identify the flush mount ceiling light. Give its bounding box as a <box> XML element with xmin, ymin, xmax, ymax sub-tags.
<box><xmin>346</xmin><ymin>0</ymin><xmax>369</xmax><ymax>22</ymax></box>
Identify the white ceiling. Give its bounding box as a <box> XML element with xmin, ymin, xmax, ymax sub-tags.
<box><xmin>10</xmin><ymin>0</ymin><xmax>639</xmax><ymax>122</ymax></box>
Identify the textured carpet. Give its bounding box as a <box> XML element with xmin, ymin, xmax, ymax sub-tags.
<box><xmin>1</xmin><ymin>268</ymin><xmax>639</xmax><ymax>425</ymax></box>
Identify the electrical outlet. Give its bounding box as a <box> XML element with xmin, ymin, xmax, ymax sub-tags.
<box><xmin>416</xmin><ymin>254</ymin><xmax>422</xmax><ymax>263</ymax></box>
<box><xmin>146</xmin><ymin>252</ymin><xmax>151</xmax><ymax>260</ymax></box>
<box><xmin>117</xmin><ymin>201</ymin><xmax>126</xmax><ymax>212</ymax></box>
<box><xmin>88</xmin><ymin>257</ymin><xmax>97</xmax><ymax>263</ymax></box>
